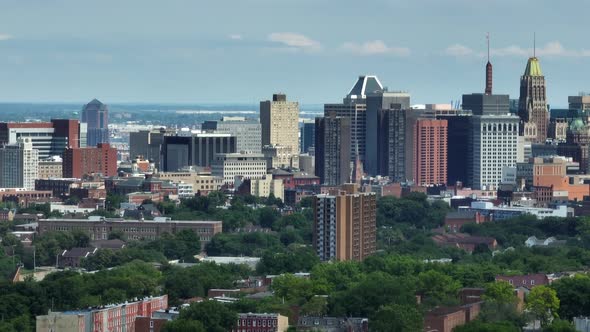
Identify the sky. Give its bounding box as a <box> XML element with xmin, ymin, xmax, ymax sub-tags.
<box><xmin>0</xmin><ymin>0</ymin><xmax>589</xmax><ymax>107</ymax></box>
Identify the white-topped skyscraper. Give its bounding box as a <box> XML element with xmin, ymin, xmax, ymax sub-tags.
<box><xmin>463</xmin><ymin>40</ymin><xmax>519</xmax><ymax>190</ymax></box>
<box><xmin>81</xmin><ymin>99</ymin><xmax>109</xmax><ymax>147</ymax></box>
<box><xmin>0</xmin><ymin>138</ymin><xmax>39</xmax><ymax>190</ymax></box>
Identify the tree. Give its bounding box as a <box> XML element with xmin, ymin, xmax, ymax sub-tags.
<box><xmin>258</xmin><ymin>207</ymin><xmax>280</xmax><ymax>228</ymax></box>
<box><xmin>543</xmin><ymin>319</ymin><xmax>576</xmax><ymax>332</ymax></box>
<box><xmin>372</xmin><ymin>304</ymin><xmax>422</xmax><ymax>332</ymax></box>
<box><xmin>527</xmin><ymin>285</ymin><xmax>560</xmax><ymax>327</ymax></box>
<box><xmin>178</xmin><ymin>300</ymin><xmax>237</xmax><ymax>332</ymax></box>
<box><xmin>300</xmin><ymin>296</ymin><xmax>328</xmax><ymax>316</ymax></box>
<box><xmin>453</xmin><ymin>320</ymin><xmax>520</xmax><ymax>332</ymax></box>
<box><xmin>417</xmin><ymin>270</ymin><xmax>461</xmax><ymax>306</ymax></box>
<box><xmin>483</xmin><ymin>281</ymin><xmax>517</xmax><ymax>304</ymax></box>
<box><xmin>551</xmin><ymin>274</ymin><xmax>590</xmax><ymax>320</ymax></box>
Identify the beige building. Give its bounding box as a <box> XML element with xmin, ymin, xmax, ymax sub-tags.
<box><xmin>154</xmin><ymin>171</ymin><xmax>223</xmax><ymax>195</ymax></box>
<box><xmin>250</xmin><ymin>175</ymin><xmax>284</xmax><ymax>201</ymax></box>
<box><xmin>313</xmin><ymin>184</ymin><xmax>376</xmax><ymax>262</ymax></box>
<box><xmin>211</xmin><ymin>152</ymin><xmax>267</xmax><ymax>186</ymax></box>
<box><xmin>233</xmin><ymin>313</ymin><xmax>289</xmax><ymax>332</ymax></box>
<box><xmin>38</xmin><ymin>158</ymin><xmax>63</xmax><ymax>179</ymax></box>
<box><xmin>260</xmin><ymin>93</ymin><xmax>299</xmax><ymax>167</ymax></box>
<box><xmin>262</xmin><ymin>145</ymin><xmax>299</xmax><ymax>169</ymax></box>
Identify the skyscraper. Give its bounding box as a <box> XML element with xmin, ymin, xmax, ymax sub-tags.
<box><xmin>313</xmin><ymin>186</ymin><xmax>376</xmax><ymax>262</ymax></box>
<box><xmin>161</xmin><ymin>133</ymin><xmax>237</xmax><ymax>171</ymax></box>
<box><xmin>315</xmin><ymin>114</ymin><xmax>351</xmax><ymax>186</ymax></box>
<box><xmin>81</xmin><ymin>99</ymin><xmax>109</xmax><ymax>147</ymax></box>
<box><xmin>260</xmin><ymin>94</ymin><xmax>300</xmax><ymax>166</ymax></box>
<box><xmin>366</xmin><ymin>86</ymin><xmax>410</xmax><ymax>176</ymax></box>
<box><xmin>436</xmin><ymin>111</ymin><xmax>471</xmax><ymax>186</ymax></box>
<box><xmin>0</xmin><ymin>138</ymin><xmax>38</xmax><ymax>190</ymax></box>
<box><xmin>413</xmin><ymin>119</ymin><xmax>448</xmax><ymax>186</ymax></box>
<box><xmin>463</xmin><ymin>52</ymin><xmax>519</xmax><ymax>190</ymax></box>
<box><xmin>518</xmin><ymin>57</ymin><xmax>548</xmax><ymax>143</ymax></box>
<box><xmin>377</xmin><ymin>108</ymin><xmax>406</xmax><ymax>182</ymax></box>
<box><xmin>300</xmin><ymin>120</ymin><xmax>316</xmax><ymax>154</ymax></box>
<box><xmin>202</xmin><ymin>117</ymin><xmax>262</xmax><ymax>153</ymax></box>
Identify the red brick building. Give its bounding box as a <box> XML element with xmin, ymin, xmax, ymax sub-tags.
<box><xmin>423</xmin><ymin>302</ymin><xmax>482</xmax><ymax>332</ymax></box>
<box><xmin>413</xmin><ymin>119</ymin><xmax>448</xmax><ymax>186</ymax></box>
<box><xmin>431</xmin><ymin>233</ymin><xmax>497</xmax><ymax>253</ymax></box>
<box><xmin>495</xmin><ymin>273</ymin><xmax>549</xmax><ymax>289</ymax></box>
<box><xmin>233</xmin><ymin>313</ymin><xmax>289</xmax><ymax>332</ymax></box>
<box><xmin>63</xmin><ymin>143</ymin><xmax>117</xmax><ymax>178</ymax></box>
<box><xmin>444</xmin><ymin>211</ymin><xmax>487</xmax><ymax>233</ymax></box>
<box><xmin>135</xmin><ymin>316</ymin><xmax>167</xmax><ymax>332</ymax></box>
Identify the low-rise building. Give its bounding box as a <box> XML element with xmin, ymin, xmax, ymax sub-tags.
<box><xmin>232</xmin><ymin>313</ymin><xmax>289</xmax><ymax>332</ymax></box>
<box><xmin>423</xmin><ymin>302</ymin><xmax>482</xmax><ymax>332</ymax></box>
<box><xmin>296</xmin><ymin>317</ymin><xmax>369</xmax><ymax>332</ymax></box>
<box><xmin>36</xmin><ymin>295</ymin><xmax>168</xmax><ymax>332</ymax></box>
<box><xmin>525</xmin><ymin>236</ymin><xmax>566</xmax><ymax>248</ymax></box>
<box><xmin>58</xmin><ymin>247</ymin><xmax>98</xmax><ymax>268</ymax></box>
<box><xmin>495</xmin><ymin>273</ymin><xmax>549</xmax><ymax>289</ymax></box>
<box><xmin>248</xmin><ymin>175</ymin><xmax>284</xmax><ymax>201</ymax></box>
<box><xmin>444</xmin><ymin>211</ymin><xmax>487</xmax><ymax>233</ymax></box>
<box><xmin>154</xmin><ymin>170</ymin><xmax>223</xmax><ymax>195</ymax></box>
<box><xmin>459</xmin><ymin>201</ymin><xmax>570</xmax><ymax>220</ymax></box>
<box><xmin>38</xmin><ymin>217</ymin><xmax>222</xmax><ymax>248</ymax></box>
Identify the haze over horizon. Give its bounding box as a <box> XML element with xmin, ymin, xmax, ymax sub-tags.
<box><xmin>1</xmin><ymin>0</ymin><xmax>589</xmax><ymax>106</ymax></box>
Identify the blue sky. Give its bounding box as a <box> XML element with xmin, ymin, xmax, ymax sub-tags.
<box><xmin>0</xmin><ymin>0</ymin><xmax>589</xmax><ymax>107</ymax></box>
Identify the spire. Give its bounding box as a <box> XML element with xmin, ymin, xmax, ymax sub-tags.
<box><xmin>533</xmin><ymin>32</ymin><xmax>536</xmax><ymax>58</ymax></box>
<box><xmin>485</xmin><ymin>33</ymin><xmax>493</xmax><ymax>95</ymax></box>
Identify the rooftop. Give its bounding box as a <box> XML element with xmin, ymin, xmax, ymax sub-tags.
<box><xmin>524</xmin><ymin>57</ymin><xmax>543</xmax><ymax>76</ymax></box>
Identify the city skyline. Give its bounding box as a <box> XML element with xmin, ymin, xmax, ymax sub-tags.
<box><xmin>1</xmin><ymin>0</ymin><xmax>589</xmax><ymax>106</ymax></box>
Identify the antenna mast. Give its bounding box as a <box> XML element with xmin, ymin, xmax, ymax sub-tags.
<box><xmin>534</xmin><ymin>32</ymin><xmax>536</xmax><ymax>57</ymax></box>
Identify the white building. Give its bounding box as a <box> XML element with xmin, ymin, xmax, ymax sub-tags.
<box><xmin>471</xmin><ymin>114</ymin><xmax>519</xmax><ymax>190</ymax></box>
<box><xmin>211</xmin><ymin>153</ymin><xmax>267</xmax><ymax>186</ymax></box>
<box><xmin>176</xmin><ymin>182</ymin><xmax>194</xmax><ymax>198</ymax></box>
<box><xmin>0</xmin><ymin>138</ymin><xmax>39</xmax><ymax>190</ymax></box>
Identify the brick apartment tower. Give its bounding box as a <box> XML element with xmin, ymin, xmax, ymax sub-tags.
<box><xmin>62</xmin><ymin>143</ymin><xmax>117</xmax><ymax>178</ymax></box>
<box><xmin>313</xmin><ymin>185</ymin><xmax>376</xmax><ymax>262</ymax></box>
<box><xmin>413</xmin><ymin>119</ymin><xmax>448</xmax><ymax>186</ymax></box>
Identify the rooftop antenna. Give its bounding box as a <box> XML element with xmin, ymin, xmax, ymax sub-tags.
<box><xmin>487</xmin><ymin>32</ymin><xmax>490</xmax><ymax>62</ymax></box>
<box><xmin>533</xmin><ymin>32</ymin><xmax>536</xmax><ymax>58</ymax></box>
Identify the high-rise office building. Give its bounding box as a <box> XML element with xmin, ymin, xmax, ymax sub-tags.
<box><xmin>518</xmin><ymin>57</ymin><xmax>548</xmax><ymax>143</ymax></box>
<box><xmin>0</xmin><ymin>119</ymin><xmax>83</xmax><ymax>159</ymax></box>
<box><xmin>202</xmin><ymin>117</ymin><xmax>262</xmax><ymax>153</ymax></box>
<box><xmin>470</xmin><ymin>115</ymin><xmax>519</xmax><ymax>190</ymax></box>
<box><xmin>568</xmin><ymin>95</ymin><xmax>590</xmax><ymax>111</ymax></box>
<box><xmin>313</xmin><ymin>185</ymin><xmax>376</xmax><ymax>262</ymax></box>
<box><xmin>366</xmin><ymin>85</ymin><xmax>410</xmax><ymax>175</ymax></box>
<box><xmin>413</xmin><ymin>119</ymin><xmax>448</xmax><ymax>186</ymax></box>
<box><xmin>436</xmin><ymin>112</ymin><xmax>472</xmax><ymax>186</ymax></box>
<box><xmin>260</xmin><ymin>94</ymin><xmax>299</xmax><ymax>165</ymax></box>
<box><xmin>161</xmin><ymin>134</ymin><xmax>237</xmax><ymax>171</ymax></box>
<box><xmin>129</xmin><ymin>128</ymin><xmax>174</xmax><ymax>169</ymax></box>
<box><xmin>81</xmin><ymin>99</ymin><xmax>109</xmax><ymax>147</ymax></box>
<box><xmin>326</xmin><ymin>76</ymin><xmax>389</xmax><ymax>169</ymax></box>
<box><xmin>300</xmin><ymin>120</ymin><xmax>316</xmax><ymax>154</ymax></box>
<box><xmin>377</xmin><ymin>109</ymin><xmax>406</xmax><ymax>182</ymax></box>
<box><xmin>0</xmin><ymin>138</ymin><xmax>39</xmax><ymax>190</ymax></box>
<box><xmin>211</xmin><ymin>152</ymin><xmax>267</xmax><ymax>185</ymax></box>
<box><xmin>315</xmin><ymin>114</ymin><xmax>351</xmax><ymax>186</ymax></box>
<box><xmin>62</xmin><ymin>143</ymin><xmax>117</xmax><ymax>178</ymax></box>
<box><xmin>463</xmin><ymin>54</ymin><xmax>519</xmax><ymax>190</ymax></box>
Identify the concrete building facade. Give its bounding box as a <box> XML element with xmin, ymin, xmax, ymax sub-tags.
<box><xmin>0</xmin><ymin>138</ymin><xmax>39</xmax><ymax>190</ymax></box>
<box><xmin>313</xmin><ymin>186</ymin><xmax>376</xmax><ymax>262</ymax></box>
<box><xmin>202</xmin><ymin>117</ymin><xmax>262</xmax><ymax>153</ymax></box>
<box><xmin>315</xmin><ymin>115</ymin><xmax>351</xmax><ymax>186</ymax></box>
<box><xmin>161</xmin><ymin>134</ymin><xmax>237</xmax><ymax>171</ymax></box>
<box><xmin>260</xmin><ymin>94</ymin><xmax>299</xmax><ymax>166</ymax></box>
<box><xmin>211</xmin><ymin>153</ymin><xmax>267</xmax><ymax>185</ymax></box>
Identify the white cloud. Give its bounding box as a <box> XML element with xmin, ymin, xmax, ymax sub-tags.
<box><xmin>445</xmin><ymin>41</ymin><xmax>590</xmax><ymax>58</ymax></box>
<box><xmin>0</xmin><ymin>33</ymin><xmax>13</xmax><ymax>41</ymax></box>
<box><xmin>341</xmin><ymin>40</ymin><xmax>410</xmax><ymax>56</ymax></box>
<box><xmin>229</xmin><ymin>34</ymin><xmax>243</xmax><ymax>40</ymax></box>
<box><xmin>268</xmin><ymin>32</ymin><xmax>321</xmax><ymax>52</ymax></box>
<box><xmin>444</xmin><ymin>44</ymin><xmax>475</xmax><ymax>57</ymax></box>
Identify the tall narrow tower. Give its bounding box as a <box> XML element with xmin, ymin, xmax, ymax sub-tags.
<box><xmin>518</xmin><ymin>54</ymin><xmax>548</xmax><ymax>143</ymax></box>
<box><xmin>485</xmin><ymin>33</ymin><xmax>493</xmax><ymax>95</ymax></box>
